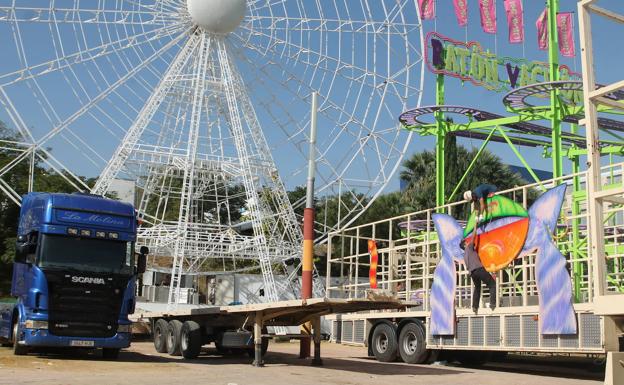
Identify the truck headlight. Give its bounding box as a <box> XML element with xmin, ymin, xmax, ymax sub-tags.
<box><xmin>117</xmin><ymin>324</ymin><xmax>132</xmax><ymax>333</ymax></box>
<box><xmin>24</xmin><ymin>320</ymin><xmax>48</xmax><ymax>329</ymax></box>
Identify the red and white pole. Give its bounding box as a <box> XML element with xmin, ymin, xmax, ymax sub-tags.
<box><xmin>300</xmin><ymin>92</ymin><xmax>318</xmax><ymax>359</ymax></box>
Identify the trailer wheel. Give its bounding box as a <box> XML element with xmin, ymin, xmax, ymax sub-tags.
<box><xmin>12</xmin><ymin>321</ymin><xmax>27</xmax><ymax>356</ymax></box>
<box><xmin>214</xmin><ymin>341</ymin><xmax>230</xmax><ymax>355</ymax></box>
<box><xmin>102</xmin><ymin>348</ymin><xmax>120</xmax><ymax>360</ymax></box>
<box><xmin>153</xmin><ymin>319</ymin><xmax>169</xmax><ymax>353</ymax></box>
<box><xmin>398</xmin><ymin>321</ymin><xmax>429</xmax><ymax>364</ymax></box>
<box><xmin>166</xmin><ymin>320</ymin><xmax>183</xmax><ymax>356</ymax></box>
<box><xmin>246</xmin><ymin>332</ymin><xmax>269</xmax><ymax>358</ymax></box>
<box><xmin>180</xmin><ymin>321</ymin><xmax>202</xmax><ymax>359</ymax></box>
<box><xmin>370</xmin><ymin>323</ymin><xmax>397</xmax><ymax>362</ymax></box>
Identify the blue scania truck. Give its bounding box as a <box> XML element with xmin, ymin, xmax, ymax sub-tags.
<box><xmin>0</xmin><ymin>192</ymin><xmax>147</xmax><ymax>358</ymax></box>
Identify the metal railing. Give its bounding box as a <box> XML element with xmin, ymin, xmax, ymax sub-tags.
<box><xmin>327</xmin><ymin>162</ymin><xmax>624</xmax><ymax>312</ymax></box>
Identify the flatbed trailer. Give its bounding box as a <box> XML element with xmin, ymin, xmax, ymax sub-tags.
<box><xmin>132</xmin><ymin>297</ymin><xmax>405</xmax><ymax>366</ymax></box>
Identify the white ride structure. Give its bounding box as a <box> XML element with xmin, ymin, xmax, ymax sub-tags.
<box><xmin>0</xmin><ymin>0</ymin><xmax>425</xmax><ymax>306</ymax></box>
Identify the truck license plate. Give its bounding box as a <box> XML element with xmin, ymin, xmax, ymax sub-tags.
<box><xmin>70</xmin><ymin>340</ymin><xmax>94</xmax><ymax>347</ymax></box>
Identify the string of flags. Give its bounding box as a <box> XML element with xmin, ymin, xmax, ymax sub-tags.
<box><xmin>418</xmin><ymin>0</ymin><xmax>576</xmax><ymax>57</ymax></box>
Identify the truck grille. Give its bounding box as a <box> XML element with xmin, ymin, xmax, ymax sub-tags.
<box><xmin>46</xmin><ymin>273</ymin><xmax>127</xmax><ymax>338</ymax></box>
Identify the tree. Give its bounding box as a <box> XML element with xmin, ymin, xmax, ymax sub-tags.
<box><xmin>400</xmin><ymin>135</ymin><xmax>528</xmax><ymax>219</ymax></box>
<box><xmin>0</xmin><ymin>122</ymin><xmax>87</xmax><ymax>296</ymax></box>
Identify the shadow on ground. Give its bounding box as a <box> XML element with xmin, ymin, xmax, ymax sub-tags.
<box><xmin>27</xmin><ymin>347</ymin><xmax>466</xmax><ymax>376</ymax></box>
<box><xmin>21</xmin><ymin>346</ymin><xmax>604</xmax><ymax>381</ymax></box>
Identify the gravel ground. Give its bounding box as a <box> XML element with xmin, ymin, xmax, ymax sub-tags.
<box><xmin>0</xmin><ymin>341</ymin><xmax>604</xmax><ymax>385</ymax></box>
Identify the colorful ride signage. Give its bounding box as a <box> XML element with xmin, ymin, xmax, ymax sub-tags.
<box><xmin>425</xmin><ymin>32</ymin><xmax>581</xmax><ymax>93</ymax></box>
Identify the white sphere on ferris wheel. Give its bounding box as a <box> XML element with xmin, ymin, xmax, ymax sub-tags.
<box><xmin>187</xmin><ymin>0</ymin><xmax>246</xmax><ymax>33</ymax></box>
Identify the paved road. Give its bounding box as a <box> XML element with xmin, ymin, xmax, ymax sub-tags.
<box><xmin>0</xmin><ymin>341</ymin><xmax>604</xmax><ymax>385</ymax></box>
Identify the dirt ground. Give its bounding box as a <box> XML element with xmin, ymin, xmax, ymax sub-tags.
<box><xmin>0</xmin><ymin>341</ymin><xmax>604</xmax><ymax>385</ymax></box>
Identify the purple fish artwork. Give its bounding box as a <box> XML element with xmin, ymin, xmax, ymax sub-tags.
<box><xmin>430</xmin><ymin>185</ymin><xmax>576</xmax><ymax>336</ymax></box>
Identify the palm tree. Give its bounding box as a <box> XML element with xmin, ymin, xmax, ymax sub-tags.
<box><xmin>400</xmin><ymin>135</ymin><xmax>528</xmax><ymax>219</ymax></box>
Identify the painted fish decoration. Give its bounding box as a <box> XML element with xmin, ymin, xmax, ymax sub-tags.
<box><xmin>430</xmin><ymin>185</ymin><xmax>576</xmax><ymax>336</ymax></box>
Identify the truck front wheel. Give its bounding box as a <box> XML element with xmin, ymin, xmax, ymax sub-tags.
<box><xmin>166</xmin><ymin>320</ymin><xmax>183</xmax><ymax>356</ymax></box>
<box><xmin>102</xmin><ymin>348</ymin><xmax>120</xmax><ymax>360</ymax></box>
<box><xmin>398</xmin><ymin>321</ymin><xmax>429</xmax><ymax>364</ymax></box>
<box><xmin>180</xmin><ymin>321</ymin><xmax>202</xmax><ymax>359</ymax></box>
<box><xmin>153</xmin><ymin>319</ymin><xmax>169</xmax><ymax>353</ymax></box>
<box><xmin>370</xmin><ymin>323</ymin><xmax>397</xmax><ymax>362</ymax></box>
<box><xmin>12</xmin><ymin>322</ymin><xmax>28</xmax><ymax>356</ymax></box>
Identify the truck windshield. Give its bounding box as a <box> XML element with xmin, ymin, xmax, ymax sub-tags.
<box><xmin>38</xmin><ymin>234</ymin><xmax>134</xmax><ymax>274</ymax></box>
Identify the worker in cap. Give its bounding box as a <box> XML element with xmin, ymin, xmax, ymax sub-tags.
<box><xmin>464</xmin><ymin>184</ymin><xmax>498</xmax><ymax>224</ymax></box>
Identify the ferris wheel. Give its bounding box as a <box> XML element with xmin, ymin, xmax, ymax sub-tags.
<box><xmin>0</xmin><ymin>0</ymin><xmax>425</xmax><ymax>303</ymax></box>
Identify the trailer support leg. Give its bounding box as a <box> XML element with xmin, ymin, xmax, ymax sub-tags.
<box><xmin>253</xmin><ymin>311</ymin><xmax>264</xmax><ymax>367</ymax></box>
<box><xmin>311</xmin><ymin>316</ymin><xmax>323</xmax><ymax>366</ymax></box>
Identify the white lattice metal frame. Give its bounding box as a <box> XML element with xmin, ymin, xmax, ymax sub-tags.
<box><xmin>578</xmin><ymin>0</ymin><xmax>624</xmax><ymax>312</ymax></box>
<box><xmin>0</xmin><ymin>0</ymin><xmax>425</xmax><ymax>306</ymax></box>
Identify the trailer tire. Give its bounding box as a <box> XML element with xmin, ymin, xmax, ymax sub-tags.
<box><xmin>102</xmin><ymin>348</ymin><xmax>120</xmax><ymax>360</ymax></box>
<box><xmin>246</xmin><ymin>332</ymin><xmax>269</xmax><ymax>358</ymax></box>
<box><xmin>180</xmin><ymin>321</ymin><xmax>202</xmax><ymax>359</ymax></box>
<box><xmin>370</xmin><ymin>323</ymin><xmax>397</xmax><ymax>362</ymax></box>
<box><xmin>166</xmin><ymin>320</ymin><xmax>183</xmax><ymax>356</ymax></box>
<box><xmin>153</xmin><ymin>319</ymin><xmax>169</xmax><ymax>353</ymax></box>
<box><xmin>398</xmin><ymin>321</ymin><xmax>429</xmax><ymax>364</ymax></box>
<box><xmin>214</xmin><ymin>341</ymin><xmax>230</xmax><ymax>355</ymax></box>
<box><xmin>12</xmin><ymin>321</ymin><xmax>27</xmax><ymax>356</ymax></box>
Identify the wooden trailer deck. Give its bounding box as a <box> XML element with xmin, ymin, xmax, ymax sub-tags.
<box><xmin>132</xmin><ymin>297</ymin><xmax>407</xmax><ymax>366</ymax></box>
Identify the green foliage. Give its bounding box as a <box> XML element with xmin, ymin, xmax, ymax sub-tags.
<box><xmin>400</xmin><ymin>135</ymin><xmax>529</xmax><ymax>219</ymax></box>
<box><xmin>0</xmin><ymin>122</ymin><xmax>86</xmax><ymax>296</ymax></box>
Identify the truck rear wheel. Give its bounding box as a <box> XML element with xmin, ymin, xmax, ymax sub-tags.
<box><xmin>153</xmin><ymin>319</ymin><xmax>169</xmax><ymax>353</ymax></box>
<box><xmin>12</xmin><ymin>321</ymin><xmax>28</xmax><ymax>356</ymax></box>
<box><xmin>370</xmin><ymin>323</ymin><xmax>397</xmax><ymax>362</ymax></box>
<box><xmin>102</xmin><ymin>348</ymin><xmax>120</xmax><ymax>360</ymax></box>
<box><xmin>166</xmin><ymin>320</ymin><xmax>183</xmax><ymax>356</ymax></box>
<box><xmin>180</xmin><ymin>321</ymin><xmax>202</xmax><ymax>359</ymax></box>
<box><xmin>398</xmin><ymin>321</ymin><xmax>428</xmax><ymax>364</ymax></box>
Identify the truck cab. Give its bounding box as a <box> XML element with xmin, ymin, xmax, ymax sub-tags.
<box><xmin>0</xmin><ymin>192</ymin><xmax>146</xmax><ymax>358</ymax></box>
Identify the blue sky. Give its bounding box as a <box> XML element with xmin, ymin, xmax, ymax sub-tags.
<box><xmin>0</xmin><ymin>0</ymin><xmax>622</xmax><ymax>198</ymax></box>
<box><xmin>409</xmin><ymin>0</ymin><xmax>624</xmax><ymax>186</ymax></box>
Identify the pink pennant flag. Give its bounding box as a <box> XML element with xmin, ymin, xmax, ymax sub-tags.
<box><xmin>418</xmin><ymin>0</ymin><xmax>436</xmax><ymax>20</ymax></box>
<box><xmin>504</xmin><ymin>0</ymin><xmax>524</xmax><ymax>44</ymax></box>
<box><xmin>536</xmin><ymin>8</ymin><xmax>548</xmax><ymax>50</ymax></box>
<box><xmin>479</xmin><ymin>0</ymin><xmax>497</xmax><ymax>34</ymax></box>
<box><xmin>557</xmin><ymin>12</ymin><xmax>576</xmax><ymax>57</ymax></box>
<box><xmin>453</xmin><ymin>0</ymin><xmax>468</xmax><ymax>27</ymax></box>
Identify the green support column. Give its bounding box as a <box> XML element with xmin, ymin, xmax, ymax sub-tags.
<box><xmin>570</xmin><ymin>123</ymin><xmax>582</xmax><ymax>302</ymax></box>
<box><xmin>435</xmin><ymin>74</ymin><xmax>445</xmax><ymax>212</ymax></box>
<box><xmin>548</xmin><ymin>0</ymin><xmax>563</xmax><ymax>180</ymax></box>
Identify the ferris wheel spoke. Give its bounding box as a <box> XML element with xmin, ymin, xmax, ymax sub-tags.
<box><xmin>0</xmin><ymin>6</ymin><xmax>176</xmax><ymax>26</ymax></box>
<box><xmin>233</xmin><ymin>37</ymin><xmax>382</xmax><ymax>141</ymax></box>
<box><xmin>0</xmin><ymin>24</ymin><xmax>186</xmax><ymax>86</ymax></box>
<box><xmin>235</xmin><ymin>47</ymin><xmax>398</xmax><ymax>195</ymax></box>
<box><xmin>232</xmin><ymin>47</ymin><xmax>372</xmax><ymax>193</ymax></box>
<box><xmin>23</xmin><ymin>30</ymin><xmax>188</xmax><ymax>156</ymax></box>
<box><xmin>235</xmin><ymin>25</ymin><xmax>396</xmax><ymax>92</ymax></box>
<box><xmin>243</xmin><ymin>15</ymin><xmax>419</xmax><ymax>36</ymax></box>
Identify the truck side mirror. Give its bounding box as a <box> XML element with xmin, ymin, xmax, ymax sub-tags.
<box><xmin>15</xmin><ymin>242</ymin><xmax>28</xmax><ymax>263</ymax></box>
<box><xmin>15</xmin><ymin>234</ymin><xmax>34</xmax><ymax>264</ymax></box>
<box><xmin>136</xmin><ymin>246</ymin><xmax>148</xmax><ymax>274</ymax></box>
